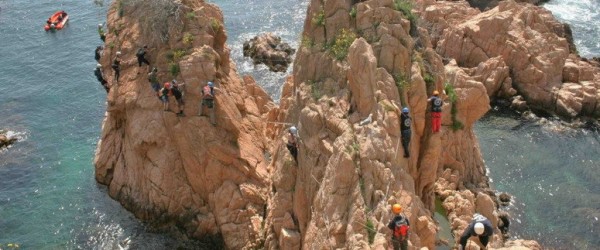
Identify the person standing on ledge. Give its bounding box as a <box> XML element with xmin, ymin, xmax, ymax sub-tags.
<box><xmin>98</xmin><ymin>23</ymin><xmax>106</xmax><ymax>42</ymax></box>
<box><xmin>286</xmin><ymin>126</ymin><xmax>299</xmax><ymax>162</ymax></box>
<box><xmin>459</xmin><ymin>213</ymin><xmax>494</xmax><ymax>250</ymax></box>
<box><xmin>147</xmin><ymin>67</ymin><xmax>160</xmax><ymax>95</ymax></box>
<box><xmin>94</xmin><ymin>64</ymin><xmax>109</xmax><ymax>92</ymax></box>
<box><xmin>171</xmin><ymin>80</ymin><xmax>185</xmax><ymax>117</ymax></box>
<box><xmin>136</xmin><ymin>45</ymin><xmax>150</xmax><ymax>71</ymax></box>
<box><xmin>199</xmin><ymin>81</ymin><xmax>218</xmax><ymax>125</ymax></box>
<box><xmin>427</xmin><ymin>90</ymin><xmax>443</xmax><ymax>133</ymax></box>
<box><xmin>159</xmin><ymin>82</ymin><xmax>172</xmax><ymax>112</ymax></box>
<box><xmin>387</xmin><ymin>204</ymin><xmax>410</xmax><ymax>250</ymax></box>
<box><xmin>95</xmin><ymin>46</ymin><xmax>103</xmax><ymax>62</ymax></box>
<box><xmin>400</xmin><ymin>107</ymin><xmax>411</xmax><ymax>158</ymax></box>
<box><xmin>111</xmin><ymin>51</ymin><xmax>121</xmax><ymax>83</ymax></box>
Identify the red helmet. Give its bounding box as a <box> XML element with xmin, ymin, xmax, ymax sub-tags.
<box><xmin>164</xmin><ymin>82</ymin><xmax>171</xmax><ymax>88</ymax></box>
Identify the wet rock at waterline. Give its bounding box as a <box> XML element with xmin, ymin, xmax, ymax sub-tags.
<box><xmin>499</xmin><ymin>192</ymin><xmax>511</xmax><ymax>206</ymax></box>
<box><xmin>0</xmin><ymin>130</ymin><xmax>17</xmax><ymax>149</ymax></box>
<box><xmin>243</xmin><ymin>33</ymin><xmax>295</xmax><ymax>72</ymax></box>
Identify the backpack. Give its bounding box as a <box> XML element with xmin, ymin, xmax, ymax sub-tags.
<box><xmin>393</xmin><ymin>217</ymin><xmax>409</xmax><ymax>240</ymax></box>
<box><xmin>136</xmin><ymin>48</ymin><xmax>145</xmax><ymax>57</ymax></box>
<box><xmin>203</xmin><ymin>85</ymin><xmax>213</xmax><ymax>98</ymax></box>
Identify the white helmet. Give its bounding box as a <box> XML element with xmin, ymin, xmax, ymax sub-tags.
<box><xmin>96</xmin><ymin>64</ymin><xmax>102</xmax><ymax>68</ymax></box>
<box><xmin>116</xmin><ymin>51</ymin><xmax>122</xmax><ymax>56</ymax></box>
<box><xmin>289</xmin><ymin>126</ymin><xmax>297</xmax><ymax>135</ymax></box>
<box><xmin>98</xmin><ymin>23</ymin><xmax>103</xmax><ymax>27</ymax></box>
<box><xmin>474</xmin><ymin>222</ymin><xmax>485</xmax><ymax>235</ymax></box>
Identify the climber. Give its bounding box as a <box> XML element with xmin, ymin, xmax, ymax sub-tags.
<box><xmin>171</xmin><ymin>80</ymin><xmax>185</xmax><ymax>117</ymax></box>
<box><xmin>400</xmin><ymin>107</ymin><xmax>411</xmax><ymax>158</ymax></box>
<box><xmin>159</xmin><ymin>82</ymin><xmax>172</xmax><ymax>112</ymax></box>
<box><xmin>147</xmin><ymin>67</ymin><xmax>160</xmax><ymax>93</ymax></box>
<box><xmin>387</xmin><ymin>204</ymin><xmax>410</xmax><ymax>250</ymax></box>
<box><xmin>98</xmin><ymin>23</ymin><xmax>106</xmax><ymax>42</ymax></box>
<box><xmin>199</xmin><ymin>81</ymin><xmax>217</xmax><ymax>125</ymax></box>
<box><xmin>111</xmin><ymin>51</ymin><xmax>121</xmax><ymax>83</ymax></box>
<box><xmin>459</xmin><ymin>213</ymin><xmax>494</xmax><ymax>250</ymax></box>
<box><xmin>286</xmin><ymin>126</ymin><xmax>298</xmax><ymax>162</ymax></box>
<box><xmin>427</xmin><ymin>90</ymin><xmax>443</xmax><ymax>133</ymax></box>
<box><xmin>95</xmin><ymin>45</ymin><xmax>103</xmax><ymax>62</ymax></box>
<box><xmin>94</xmin><ymin>64</ymin><xmax>109</xmax><ymax>92</ymax></box>
<box><xmin>136</xmin><ymin>45</ymin><xmax>150</xmax><ymax>68</ymax></box>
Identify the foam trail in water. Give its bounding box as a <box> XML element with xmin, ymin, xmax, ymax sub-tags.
<box><xmin>544</xmin><ymin>0</ymin><xmax>600</xmax><ymax>57</ymax></box>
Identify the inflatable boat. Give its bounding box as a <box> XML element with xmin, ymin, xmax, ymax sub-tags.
<box><xmin>44</xmin><ymin>11</ymin><xmax>68</xmax><ymax>31</ymax></box>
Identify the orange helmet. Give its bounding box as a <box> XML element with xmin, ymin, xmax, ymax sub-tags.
<box><xmin>433</xmin><ymin>90</ymin><xmax>439</xmax><ymax>96</ymax></box>
<box><xmin>392</xmin><ymin>204</ymin><xmax>402</xmax><ymax>214</ymax></box>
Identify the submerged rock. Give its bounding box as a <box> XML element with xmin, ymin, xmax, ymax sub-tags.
<box><xmin>243</xmin><ymin>33</ymin><xmax>295</xmax><ymax>72</ymax></box>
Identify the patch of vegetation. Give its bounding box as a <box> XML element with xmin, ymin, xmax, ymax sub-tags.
<box><xmin>169</xmin><ymin>62</ymin><xmax>180</xmax><ymax>77</ymax></box>
<box><xmin>111</xmin><ymin>23</ymin><xmax>124</xmax><ymax>36</ymax></box>
<box><xmin>349</xmin><ymin>7</ymin><xmax>357</xmax><ymax>19</ymax></box>
<box><xmin>365</xmin><ymin>219</ymin><xmax>376</xmax><ymax>245</ymax></box>
<box><xmin>308</xmin><ymin>80</ymin><xmax>323</xmax><ymax>100</ymax></box>
<box><xmin>423</xmin><ymin>73</ymin><xmax>434</xmax><ymax>86</ymax></box>
<box><xmin>444</xmin><ymin>82</ymin><xmax>464</xmax><ymax>131</ymax></box>
<box><xmin>183</xmin><ymin>32</ymin><xmax>194</xmax><ymax>46</ymax></box>
<box><xmin>394</xmin><ymin>0</ymin><xmax>415</xmax><ymax>21</ymax></box>
<box><xmin>312</xmin><ymin>8</ymin><xmax>325</xmax><ymax>27</ymax></box>
<box><xmin>352</xmin><ymin>141</ymin><xmax>360</xmax><ymax>155</ymax></box>
<box><xmin>201</xmin><ymin>49</ymin><xmax>214</xmax><ymax>60</ymax></box>
<box><xmin>186</xmin><ymin>11</ymin><xmax>196</xmax><ymax>19</ymax></box>
<box><xmin>117</xmin><ymin>0</ymin><xmax>124</xmax><ymax>18</ymax></box>
<box><xmin>394</xmin><ymin>73</ymin><xmax>410</xmax><ymax>106</ymax></box>
<box><xmin>329</xmin><ymin>29</ymin><xmax>357</xmax><ymax>61</ymax></box>
<box><xmin>166</xmin><ymin>48</ymin><xmax>186</xmax><ymax>61</ymax></box>
<box><xmin>381</xmin><ymin>100</ymin><xmax>396</xmax><ymax>112</ymax></box>
<box><xmin>210</xmin><ymin>18</ymin><xmax>221</xmax><ymax>34</ymax></box>
<box><xmin>108</xmin><ymin>41</ymin><xmax>115</xmax><ymax>49</ymax></box>
<box><xmin>301</xmin><ymin>35</ymin><xmax>315</xmax><ymax>49</ymax></box>
<box><xmin>393</xmin><ymin>0</ymin><xmax>417</xmax><ymax>36</ymax></box>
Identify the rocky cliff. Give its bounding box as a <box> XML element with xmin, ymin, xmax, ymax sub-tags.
<box><xmin>95</xmin><ymin>0</ymin><xmax>273</xmax><ymax>248</ymax></box>
<box><xmin>421</xmin><ymin>0</ymin><xmax>600</xmax><ymax>120</ymax></box>
<box><xmin>94</xmin><ymin>0</ymin><xmax>560</xmax><ymax>249</ymax></box>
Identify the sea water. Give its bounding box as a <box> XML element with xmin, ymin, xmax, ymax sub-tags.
<box><xmin>0</xmin><ymin>0</ymin><xmax>597</xmax><ymax>249</ymax></box>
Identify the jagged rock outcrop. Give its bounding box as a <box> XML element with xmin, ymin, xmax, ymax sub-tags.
<box><xmin>243</xmin><ymin>33</ymin><xmax>296</xmax><ymax>72</ymax></box>
<box><xmin>421</xmin><ymin>0</ymin><xmax>600</xmax><ymax>119</ymax></box>
<box><xmin>261</xmin><ymin>0</ymin><xmax>537</xmax><ymax>249</ymax></box>
<box><xmin>0</xmin><ymin>130</ymin><xmax>17</xmax><ymax>149</ymax></box>
<box><xmin>95</xmin><ymin>0</ymin><xmax>273</xmax><ymax>248</ymax></box>
<box><xmin>95</xmin><ymin>0</ymin><xmax>544</xmax><ymax>249</ymax></box>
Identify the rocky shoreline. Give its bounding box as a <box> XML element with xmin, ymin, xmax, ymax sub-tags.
<box><xmin>94</xmin><ymin>0</ymin><xmax>598</xmax><ymax>249</ymax></box>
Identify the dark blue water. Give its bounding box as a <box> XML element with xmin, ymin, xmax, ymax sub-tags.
<box><xmin>0</xmin><ymin>0</ymin><xmax>597</xmax><ymax>249</ymax></box>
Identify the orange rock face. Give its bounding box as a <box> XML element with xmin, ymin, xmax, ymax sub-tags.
<box><xmin>95</xmin><ymin>0</ymin><xmax>273</xmax><ymax>248</ymax></box>
<box><xmin>95</xmin><ymin>0</ymin><xmax>550</xmax><ymax>249</ymax></box>
<box><xmin>423</xmin><ymin>0</ymin><xmax>600</xmax><ymax>118</ymax></box>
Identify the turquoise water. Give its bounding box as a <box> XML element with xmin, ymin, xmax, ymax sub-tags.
<box><xmin>0</xmin><ymin>0</ymin><xmax>192</xmax><ymax>248</ymax></box>
<box><xmin>476</xmin><ymin>110</ymin><xmax>600</xmax><ymax>249</ymax></box>
<box><xmin>476</xmin><ymin>1</ymin><xmax>600</xmax><ymax>249</ymax></box>
<box><xmin>0</xmin><ymin>0</ymin><xmax>597</xmax><ymax>249</ymax></box>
